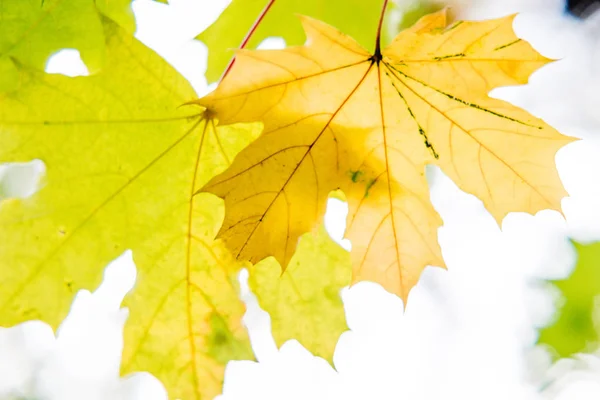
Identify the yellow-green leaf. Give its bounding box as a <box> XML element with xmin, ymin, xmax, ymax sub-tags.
<box><xmin>249</xmin><ymin>227</ymin><xmax>350</xmax><ymax>362</ymax></box>
<box><xmin>539</xmin><ymin>241</ymin><xmax>600</xmax><ymax>358</ymax></box>
<box><xmin>95</xmin><ymin>0</ymin><xmax>136</xmax><ymax>33</ymax></box>
<box><xmin>0</xmin><ymin>0</ymin><xmax>135</xmax><ymax>78</ymax></box>
<box><xmin>0</xmin><ymin>56</ymin><xmax>19</xmax><ymax>93</ymax></box>
<box><xmin>196</xmin><ymin>0</ymin><xmax>387</xmax><ymax>82</ymax></box>
<box><xmin>195</xmin><ymin>10</ymin><xmax>574</xmax><ymax>302</ymax></box>
<box><xmin>0</xmin><ymin>20</ymin><xmax>260</xmax><ymax>399</ymax></box>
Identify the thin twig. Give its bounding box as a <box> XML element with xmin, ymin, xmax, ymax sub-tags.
<box><xmin>219</xmin><ymin>0</ymin><xmax>277</xmax><ymax>81</ymax></box>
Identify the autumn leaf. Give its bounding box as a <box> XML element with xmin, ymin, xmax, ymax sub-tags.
<box><xmin>539</xmin><ymin>241</ymin><xmax>600</xmax><ymax>358</ymax></box>
<box><xmin>0</xmin><ymin>0</ymin><xmax>136</xmax><ymax>92</ymax></box>
<box><xmin>0</xmin><ymin>19</ymin><xmax>261</xmax><ymax>400</ymax></box>
<box><xmin>197</xmin><ymin>0</ymin><xmax>387</xmax><ymax>82</ymax></box>
<box><xmin>195</xmin><ymin>10</ymin><xmax>575</xmax><ymax>302</ymax></box>
<box><xmin>250</xmin><ymin>227</ymin><xmax>351</xmax><ymax>362</ymax></box>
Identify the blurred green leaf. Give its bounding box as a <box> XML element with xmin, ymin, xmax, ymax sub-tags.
<box><xmin>539</xmin><ymin>241</ymin><xmax>600</xmax><ymax>358</ymax></box>
<box><xmin>397</xmin><ymin>1</ymin><xmax>446</xmax><ymax>31</ymax></box>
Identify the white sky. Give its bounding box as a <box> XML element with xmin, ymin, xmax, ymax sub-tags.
<box><xmin>3</xmin><ymin>0</ymin><xmax>600</xmax><ymax>399</ymax></box>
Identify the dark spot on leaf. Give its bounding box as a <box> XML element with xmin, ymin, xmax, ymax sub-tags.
<box><xmin>433</xmin><ymin>52</ymin><xmax>466</xmax><ymax>60</ymax></box>
<box><xmin>364</xmin><ymin>178</ymin><xmax>376</xmax><ymax>198</ymax></box>
<box><xmin>349</xmin><ymin>170</ymin><xmax>363</xmax><ymax>183</ymax></box>
<box><xmin>206</xmin><ymin>312</ymin><xmax>253</xmax><ymax>364</ymax></box>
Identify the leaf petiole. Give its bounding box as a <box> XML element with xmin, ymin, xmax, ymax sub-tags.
<box><xmin>374</xmin><ymin>0</ymin><xmax>390</xmax><ymax>59</ymax></box>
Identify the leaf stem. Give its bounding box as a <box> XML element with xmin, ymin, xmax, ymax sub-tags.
<box><xmin>374</xmin><ymin>0</ymin><xmax>390</xmax><ymax>58</ymax></box>
<box><xmin>220</xmin><ymin>0</ymin><xmax>277</xmax><ymax>81</ymax></box>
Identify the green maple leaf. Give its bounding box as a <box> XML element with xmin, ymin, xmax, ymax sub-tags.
<box><xmin>196</xmin><ymin>0</ymin><xmax>389</xmax><ymax>82</ymax></box>
<box><xmin>539</xmin><ymin>241</ymin><xmax>600</xmax><ymax>358</ymax></box>
<box><xmin>250</xmin><ymin>226</ymin><xmax>351</xmax><ymax>363</ymax></box>
<box><xmin>0</xmin><ymin>0</ymin><xmax>135</xmax><ymax>93</ymax></box>
<box><xmin>0</xmin><ymin>17</ymin><xmax>260</xmax><ymax>399</ymax></box>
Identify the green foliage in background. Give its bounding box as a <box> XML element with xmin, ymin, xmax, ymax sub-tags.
<box><xmin>539</xmin><ymin>241</ymin><xmax>600</xmax><ymax>358</ymax></box>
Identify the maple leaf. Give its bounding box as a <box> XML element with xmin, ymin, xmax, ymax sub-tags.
<box><xmin>250</xmin><ymin>226</ymin><xmax>351</xmax><ymax>362</ymax></box>
<box><xmin>0</xmin><ymin>19</ymin><xmax>261</xmax><ymax>400</ymax></box>
<box><xmin>0</xmin><ymin>0</ymin><xmax>135</xmax><ymax>93</ymax></box>
<box><xmin>195</xmin><ymin>10</ymin><xmax>575</xmax><ymax>302</ymax></box>
<box><xmin>197</xmin><ymin>0</ymin><xmax>386</xmax><ymax>82</ymax></box>
<box><xmin>539</xmin><ymin>241</ymin><xmax>600</xmax><ymax>358</ymax></box>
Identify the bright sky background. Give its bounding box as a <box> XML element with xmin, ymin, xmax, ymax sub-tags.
<box><xmin>3</xmin><ymin>0</ymin><xmax>600</xmax><ymax>399</ymax></box>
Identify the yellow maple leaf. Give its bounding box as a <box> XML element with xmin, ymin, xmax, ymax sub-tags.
<box><xmin>195</xmin><ymin>10</ymin><xmax>575</xmax><ymax>301</ymax></box>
